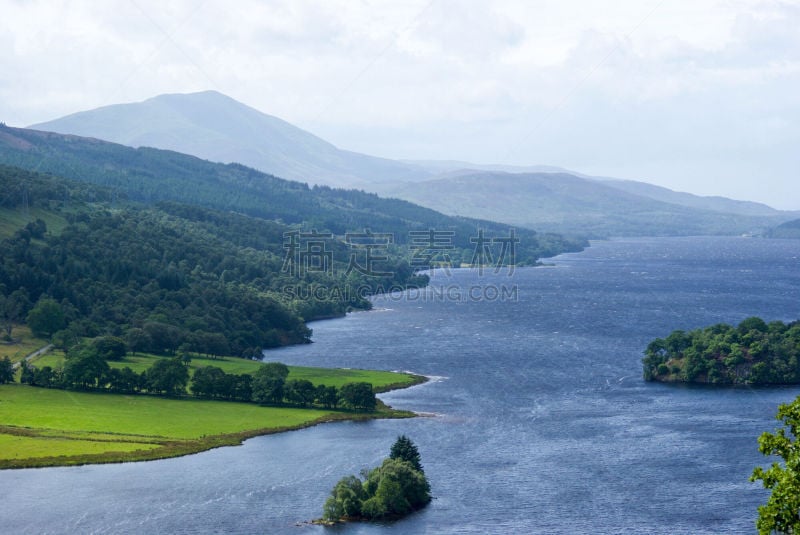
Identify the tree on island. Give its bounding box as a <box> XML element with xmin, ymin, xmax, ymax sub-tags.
<box><xmin>323</xmin><ymin>476</ymin><xmax>367</xmax><ymax>520</ymax></box>
<box><xmin>751</xmin><ymin>396</ymin><xmax>800</xmax><ymax>534</ymax></box>
<box><xmin>390</xmin><ymin>434</ymin><xmax>424</xmax><ymax>473</ymax></box>
<box><xmin>322</xmin><ymin>436</ymin><xmax>431</xmax><ymax>523</ymax></box>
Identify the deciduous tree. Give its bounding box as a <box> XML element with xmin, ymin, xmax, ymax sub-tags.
<box><xmin>338</xmin><ymin>382</ymin><xmax>376</xmax><ymax>411</ymax></box>
<box><xmin>0</xmin><ymin>356</ymin><xmax>14</xmax><ymax>383</ymax></box>
<box><xmin>146</xmin><ymin>357</ymin><xmax>189</xmax><ymax>396</ymax></box>
<box><xmin>251</xmin><ymin>364</ymin><xmax>286</xmax><ymax>404</ymax></box>
<box><xmin>751</xmin><ymin>396</ymin><xmax>800</xmax><ymax>534</ymax></box>
<box><xmin>26</xmin><ymin>297</ymin><xmax>65</xmax><ymax>338</ymax></box>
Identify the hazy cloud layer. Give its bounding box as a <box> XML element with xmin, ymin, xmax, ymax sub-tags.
<box><xmin>1</xmin><ymin>0</ymin><xmax>797</xmax><ymax>208</ymax></box>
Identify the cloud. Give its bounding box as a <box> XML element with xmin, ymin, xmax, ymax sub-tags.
<box><xmin>0</xmin><ymin>0</ymin><xmax>798</xmax><ymax>207</ymax></box>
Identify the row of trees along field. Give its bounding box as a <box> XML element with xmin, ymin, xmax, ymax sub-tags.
<box><xmin>642</xmin><ymin>317</ymin><xmax>800</xmax><ymax>384</ymax></box>
<box><xmin>10</xmin><ymin>337</ymin><xmax>377</xmax><ymax>411</ymax></box>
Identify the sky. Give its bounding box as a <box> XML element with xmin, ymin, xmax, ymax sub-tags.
<box><xmin>1</xmin><ymin>0</ymin><xmax>798</xmax><ymax>209</ymax></box>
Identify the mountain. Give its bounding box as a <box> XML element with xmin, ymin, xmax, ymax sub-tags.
<box><xmin>597</xmin><ymin>178</ymin><xmax>783</xmax><ymax>217</ymax></box>
<box><xmin>30</xmin><ymin>90</ymin><xmax>429</xmax><ymax>188</ymax></box>
<box><xmin>766</xmin><ymin>218</ymin><xmax>800</xmax><ymax>239</ymax></box>
<box><xmin>400</xmin><ymin>159</ymin><xmax>579</xmax><ymax>177</ymax></box>
<box><xmin>0</xmin><ymin>124</ymin><xmax>585</xmax><ymax>263</ymax></box>
<box><xmin>28</xmin><ymin>90</ymin><xmax>797</xmax><ymax>237</ymax></box>
<box><xmin>380</xmin><ymin>171</ymin><xmax>797</xmax><ymax>238</ymax></box>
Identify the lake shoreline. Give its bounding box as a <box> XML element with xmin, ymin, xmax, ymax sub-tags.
<box><xmin>0</xmin><ymin>372</ymin><xmax>429</xmax><ymax>470</ymax></box>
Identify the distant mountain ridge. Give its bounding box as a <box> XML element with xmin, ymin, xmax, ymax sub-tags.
<box><xmin>379</xmin><ymin>171</ymin><xmax>798</xmax><ymax>238</ymax></box>
<box><xmin>28</xmin><ymin>90</ymin><xmax>799</xmax><ymax>237</ymax></box>
<box><xmin>597</xmin><ymin>178</ymin><xmax>781</xmax><ymax>217</ymax></box>
<box><xmin>30</xmin><ymin>90</ymin><xmax>430</xmax><ymax>188</ymax></box>
<box><xmin>400</xmin><ymin>161</ymin><xmax>784</xmax><ymax>218</ymax></box>
<box><xmin>766</xmin><ymin>218</ymin><xmax>800</xmax><ymax>239</ymax></box>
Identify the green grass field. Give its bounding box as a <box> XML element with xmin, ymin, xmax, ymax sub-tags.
<box><xmin>0</xmin><ymin>383</ymin><xmax>415</xmax><ymax>469</ymax></box>
<box><xmin>0</xmin><ymin>206</ymin><xmax>68</xmax><ymax>239</ymax></box>
<box><xmin>0</xmin><ymin>358</ymin><xmax>423</xmax><ymax>469</ymax></box>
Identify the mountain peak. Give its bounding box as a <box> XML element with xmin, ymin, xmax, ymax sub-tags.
<box><xmin>29</xmin><ymin>91</ymin><xmax>427</xmax><ymax>188</ymax></box>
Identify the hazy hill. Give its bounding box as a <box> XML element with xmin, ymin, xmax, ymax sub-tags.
<box><xmin>401</xmin><ymin>159</ymin><xmax>578</xmax><ymax>177</ymax></box>
<box><xmin>27</xmin><ymin>90</ymin><xmax>796</xmax><ymax>237</ymax></box>
<box><xmin>598</xmin><ymin>178</ymin><xmax>784</xmax><ymax>217</ymax></box>
<box><xmin>766</xmin><ymin>218</ymin><xmax>800</xmax><ymax>239</ymax></box>
<box><xmin>381</xmin><ymin>171</ymin><xmax>795</xmax><ymax>238</ymax></box>
<box><xmin>394</xmin><ymin>162</ymin><xmax>789</xmax><ymax>219</ymax></box>
<box><xmin>30</xmin><ymin>90</ymin><xmax>429</xmax><ymax>188</ymax></box>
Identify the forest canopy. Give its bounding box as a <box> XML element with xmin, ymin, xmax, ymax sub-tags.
<box><xmin>643</xmin><ymin>317</ymin><xmax>800</xmax><ymax>384</ymax></box>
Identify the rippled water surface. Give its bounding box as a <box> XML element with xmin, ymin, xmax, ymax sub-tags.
<box><xmin>2</xmin><ymin>236</ymin><xmax>800</xmax><ymax>534</ymax></box>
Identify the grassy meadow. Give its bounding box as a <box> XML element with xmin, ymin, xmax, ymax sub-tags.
<box><xmin>0</xmin><ymin>206</ymin><xmax>68</xmax><ymax>239</ymax></box>
<box><xmin>0</xmin><ymin>351</ymin><xmax>423</xmax><ymax>469</ymax></box>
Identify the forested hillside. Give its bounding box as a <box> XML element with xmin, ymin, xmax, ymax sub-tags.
<box><xmin>0</xmin><ymin>165</ymin><xmax>424</xmax><ymax>355</ymax></box>
<box><xmin>0</xmin><ymin>125</ymin><xmax>586</xmax><ymax>355</ymax></box>
<box><xmin>0</xmin><ymin>125</ymin><xmax>585</xmax><ymax>262</ymax></box>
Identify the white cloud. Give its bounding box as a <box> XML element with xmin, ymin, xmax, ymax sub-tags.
<box><xmin>0</xmin><ymin>0</ymin><xmax>798</xmax><ymax>208</ymax></box>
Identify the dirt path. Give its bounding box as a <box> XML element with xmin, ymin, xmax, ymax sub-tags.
<box><xmin>12</xmin><ymin>344</ymin><xmax>54</xmax><ymax>370</ymax></box>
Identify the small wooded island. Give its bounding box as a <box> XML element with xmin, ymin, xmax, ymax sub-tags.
<box><xmin>319</xmin><ymin>435</ymin><xmax>431</xmax><ymax>524</ymax></box>
<box><xmin>643</xmin><ymin>317</ymin><xmax>800</xmax><ymax>384</ymax></box>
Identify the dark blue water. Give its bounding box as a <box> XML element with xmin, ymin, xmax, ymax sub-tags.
<box><xmin>2</xmin><ymin>236</ymin><xmax>800</xmax><ymax>534</ymax></box>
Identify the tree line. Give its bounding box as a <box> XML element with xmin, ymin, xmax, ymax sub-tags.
<box><xmin>643</xmin><ymin>317</ymin><xmax>800</xmax><ymax>384</ymax></box>
<box><xmin>14</xmin><ymin>338</ymin><xmax>377</xmax><ymax>411</ymax></box>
